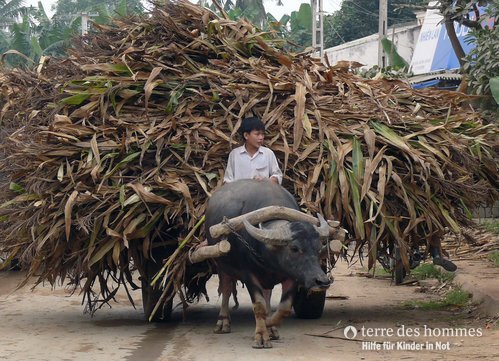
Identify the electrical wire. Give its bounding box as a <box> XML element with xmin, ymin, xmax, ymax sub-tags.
<box><xmin>344</xmin><ymin>0</ymin><xmax>422</xmax><ymax>23</ymax></box>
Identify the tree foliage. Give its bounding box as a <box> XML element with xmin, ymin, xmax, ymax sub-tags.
<box><xmin>0</xmin><ymin>0</ymin><xmax>24</xmax><ymax>27</ymax></box>
<box><xmin>0</xmin><ymin>0</ymin><xmax>25</xmax><ymax>54</ymax></box>
<box><xmin>52</xmin><ymin>0</ymin><xmax>144</xmax><ymax>17</ymax></box>
<box><xmin>440</xmin><ymin>0</ymin><xmax>498</xmax><ymax>100</ymax></box>
<box><xmin>0</xmin><ymin>3</ymin><xmax>78</xmax><ymax>67</ymax></box>
<box><xmin>324</xmin><ymin>0</ymin><xmax>427</xmax><ymax>48</ymax></box>
<box><xmin>0</xmin><ymin>0</ymin><xmax>145</xmax><ymax>68</ymax></box>
<box><xmin>271</xmin><ymin>3</ymin><xmax>312</xmax><ymax>49</ymax></box>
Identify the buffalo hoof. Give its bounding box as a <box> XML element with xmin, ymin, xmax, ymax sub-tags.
<box><xmin>252</xmin><ymin>335</ymin><xmax>272</xmax><ymax>349</ymax></box>
<box><xmin>268</xmin><ymin>326</ymin><xmax>280</xmax><ymax>340</ymax></box>
<box><xmin>213</xmin><ymin>319</ymin><xmax>231</xmax><ymax>334</ymax></box>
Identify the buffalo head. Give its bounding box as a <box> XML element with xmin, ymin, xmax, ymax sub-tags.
<box><xmin>243</xmin><ymin>214</ymin><xmax>331</xmax><ymax>291</ymax></box>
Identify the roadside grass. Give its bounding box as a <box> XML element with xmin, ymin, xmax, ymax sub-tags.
<box><xmin>481</xmin><ymin>219</ymin><xmax>499</xmax><ymax>235</ymax></box>
<box><xmin>360</xmin><ymin>265</ymin><xmax>392</xmax><ymax>277</ymax></box>
<box><xmin>371</xmin><ymin>265</ymin><xmax>392</xmax><ymax>277</ymax></box>
<box><xmin>364</xmin><ymin>262</ymin><xmax>456</xmax><ymax>280</ymax></box>
<box><xmin>488</xmin><ymin>251</ymin><xmax>499</xmax><ymax>267</ymax></box>
<box><xmin>410</xmin><ymin>263</ymin><xmax>455</xmax><ymax>283</ymax></box>
<box><xmin>401</xmin><ymin>288</ymin><xmax>472</xmax><ymax>310</ymax></box>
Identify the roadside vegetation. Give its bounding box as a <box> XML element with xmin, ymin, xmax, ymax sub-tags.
<box><xmin>488</xmin><ymin>251</ymin><xmax>499</xmax><ymax>267</ymax></box>
<box><xmin>401</xmin><ymin>263</ymin><xmax>470</xmax><ymax>310</ymax></box>
<box><xmin>482</xmin><ymin>220</ymin><xmax>499</xmax><ymax>236</ymax></box>
<box><xmin>411</xmin><ymin>263</ymin><xmax>455</xmax><ymax>283</ymax></box>
<box><xmin>402</xmin><ymin>288</ymin><xmax>472</xmax><ymax>310</ymax></box>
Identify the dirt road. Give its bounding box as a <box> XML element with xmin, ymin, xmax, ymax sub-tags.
<box><xmin>0</xmin><ymin>259</ymin><xmax>497</xmax><ymax>361</ymax></box>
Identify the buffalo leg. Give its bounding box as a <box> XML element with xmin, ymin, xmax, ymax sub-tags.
<box><xmin>214</xmin><ymin>272</ymin><xmax>237</xmax><ymax>334</ymax></box>
<box><xmin>263</xmin><ymin>288</ymin><xmax>280</xmax><ymax>340</ymax></box>
<box><xmin>247</xmin><ymin>279</ymin><xmax>272</xmax><ymax>348</ymax></box>
<box><xmin>266</xmin><ymin>280</ymin><xmax>296</xmax><ymax>338</ymax></box>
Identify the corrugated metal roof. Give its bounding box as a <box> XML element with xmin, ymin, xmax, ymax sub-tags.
<box><xmin>408</xmin><ymin>71</ymin><xmax>462</xmax><ymax>84</ymax></box>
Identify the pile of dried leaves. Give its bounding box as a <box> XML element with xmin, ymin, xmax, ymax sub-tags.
<box><xmin>0</xmin><ymin>0</ymin><xmax>497</xmax><ymax>312</ymax></box>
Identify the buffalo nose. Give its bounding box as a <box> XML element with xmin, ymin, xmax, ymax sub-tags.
<box><xmin>315</xmin><ymin>277</ymin><xmax>331</xmax><ymax>288</ymax></box>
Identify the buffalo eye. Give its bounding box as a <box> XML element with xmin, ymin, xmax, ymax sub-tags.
<box><xmin>289</xmin><ymin>245</ymin><xmax>300</xmax><ymax>253</ymax></box>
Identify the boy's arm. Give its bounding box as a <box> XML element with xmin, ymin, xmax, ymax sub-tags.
<box><xmin>269</xmin><ymin>151</ymin><xmax>283</xmax><ymax>184</ymax></box>
<box><xmin>223</xmin><ymin>151</ymin><xmax>235</xmax><ymax>183</ymax></box>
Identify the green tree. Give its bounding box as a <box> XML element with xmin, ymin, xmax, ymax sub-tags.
<box><xmin>235</xmin><ymin>0</ymin><xmax>267</xmax><ymax>28</ymax></box>
<box><xmin>274</xmin><ymin>3</ymin><xmax>312</xmax><ymax>50</ymax></box>
<box><xmin>1</xmin><ymin>5</ymin><xmax>40</xmax><ymax>67</ymax></box>
<box><xmin>52</xmin><ymin>0</ymin><xmax>144</xmax><ymax>17</ymax></box>
<box><xmin>458</xmin><ymin>1</ymin><xmax>498</xmax><ymax>100</ymax></box>
<box><xmin>216</xmin><ymin>0</ymin><xmax>273</xmax><ymax>29</ymax></box>
<box><xmin>35</xmin><ymin>2</ymin><xmax>79</xmax><ymax>57</ymax></box>
<box><xmin>0</xmin><ymin>0</ymin><xmax>25</xmax><ymax>52</ymax></box>
<box><xmin>50</xmin><ymin>0</ymin><xmax>144</xmax><ymax>36</ymax></box>
<box><xmin>1</xmin><ymin>0</ymin><xmax>144</xmax><ymax>68</ymax></box>
<box><xmin>324</xmin><ymin>0</ymin><xmax>427</xmax><ymax>48</ymax></box>
<box><xmin>0</xmin><ymin>0</ymin><xmax>24</xmax><ymax>27</ymax></box>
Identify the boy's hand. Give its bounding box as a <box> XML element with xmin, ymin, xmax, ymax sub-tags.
<box><xmin>252</xmin><ymin>176</ymin><xmax>278</xmax><ymax>184</ymax></box>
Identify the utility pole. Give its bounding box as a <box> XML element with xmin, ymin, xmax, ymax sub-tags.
<box><xmin>81</xmin><ymin>12</ymin><xmax>98</xmax><ymax>36</ymax></box>
<box><xmin>311</xmin><ymin>0</ymin><xmax>324</xmax><ymax>60</ymax></box>
<box><xmin>378</xmin><ymin>0</ymin><xmax>388</xmax><ymax>67</ymax></box>
<box><xmin>55</xmin><ymin>12</ymin><xmax>98</xmax><ymax>36</ymax></box>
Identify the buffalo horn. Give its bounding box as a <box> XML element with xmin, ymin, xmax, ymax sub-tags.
<box><xmin>242</xmin><ymin>219</ymin><xmax>293</xmax><ymax>246</ymax></box>
<box><xmin>315</xmin><ymin>213</ymin><xmax>330</xmax><ymax>239</ymax></box>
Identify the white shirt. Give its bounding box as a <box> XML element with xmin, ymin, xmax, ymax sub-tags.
<box><xmin>224</xmin><ymin>145</ymin><xmax>283</xmax><ymax>184</ymax></box>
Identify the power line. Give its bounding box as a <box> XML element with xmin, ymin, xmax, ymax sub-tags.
<box><xmin>324</xmin><ymin>15</ymin><xmax>346</xmax><ymax>43</ymax></box>
<box><xmin>343</xmin><ymin>0</ymin><xmax>422</xmax><ymax>23</ymax></box>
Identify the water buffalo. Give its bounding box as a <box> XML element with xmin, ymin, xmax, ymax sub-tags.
<box><xmin>205</xmin><ymin>179</ymin><xmax>332</xmax><ymax>348</ymax></box>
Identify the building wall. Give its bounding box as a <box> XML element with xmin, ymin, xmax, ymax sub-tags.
<box><xmin>324</xmin><ymin>22</ymin><xmax>422</xmax><ymax>68</ymax></box>
<box><xmin>474</xmin><ymin>202</ymin><xmax>499</xmax><ymax>219</ymax></box>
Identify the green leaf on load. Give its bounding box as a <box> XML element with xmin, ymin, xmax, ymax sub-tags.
<box><xmin>205</xmin><ymin>173</ymin><xmax>217</xmax><ymax>181</ymax></box>
<box><xmin>371</xmin><ymin>121</ymin><xmax>411</xmax><ymax>152</ymax></box>
<box><xmin>105</xmin><ymin>151</ymin><xmax>141</xmax><ymax>177</ymax></box>
<box><xmin>119</xmin><ymin>185</ymin><xmax>126</xmax><ymax>207</ymax></box>
<box><xmin>61</xmin><ymin>92</ymin><xmax>91</xmax><ymax>105</ymax></box>
<box><xmin>9</xmin><ymin>182</ymin><xmax>25</xmax><ymax>194</ymax></box>
<box><xmin>348</xmin><ymin>170</ymin><xmax>365</xmax><ymax>239</ymax></box>
<box><xmin>89</xmin><ymin>239</ymin><xmax>118</xmax><ymax>266</ymax></box>
<box><xmin>0</xmin><ymin>194</ymin><xmax>40</xmax><ymax>209</ymax></box>
<box><xmin>57</xmin><ymin>163</ymin><xmax>64</xmax><ymax>182</ymax></box>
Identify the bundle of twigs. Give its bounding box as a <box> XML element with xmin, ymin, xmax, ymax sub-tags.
<box><xmin>0</xmin><ymin>0</ymin><xmax>497</xmax><ymax>312</ymax></box>
<box><xmin>444</xmin><ymin>226</ymin><xmax>499</xmax><ymax>259</ymax></box>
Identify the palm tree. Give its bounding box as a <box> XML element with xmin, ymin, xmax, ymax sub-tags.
<box><xmin>235</xmin><ymin>0</ymin><xmax>267</xmax><ymax>28</ymax></box>
<box><xmin>2</xmin><ymin>0</ymin><xmax>145</xmax><ymax>68</ymax></box>
<box><xmin>0</xmin><ymin>0</ymin><xmax>25</xmax><ymax>54</ymax></box>
<box><xmin>0</xmin><ymin>0</ymin><xmax>24</xmax><ymax>27</ymax></box>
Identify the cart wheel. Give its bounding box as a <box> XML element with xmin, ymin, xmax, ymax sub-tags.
<box><xmin>293</xmin><ymin>288</ymin><xmax>326</xmax><ymax>319</ymax></box>
<box><xmin>141</xmin><ymin>259</ymin><xmax>173</xmax><ymax>322</ymax></box>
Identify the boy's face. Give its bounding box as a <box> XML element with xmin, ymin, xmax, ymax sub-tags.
<box><xmin>244</xmin><ymin>129</ymin><xmax>265</xmax><ymax>149</ymax></box>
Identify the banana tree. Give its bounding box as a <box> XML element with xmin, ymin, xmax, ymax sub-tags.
<box><xmin>2</xmin><ymin>10</ymin><xmax>34</xmax><ymax>67</ymax></box>
<box><xmin>0</xmin><ymin>0</ymin><xmax>25</xmax><ymax>55</ymax></box>
<box><xmin>0</xmin><ymin>0</ymin><xmax>24</xmax><ymax>28</ymax></box>
<box><xmin>1</xmin><ymin>3</ymin><xmax>68</xmax><ymax>66</ymax></box>
<box><xmin>269</xmin><ymin>3</ymin><xmax>312</xmax><ymax>50</ymax></box>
